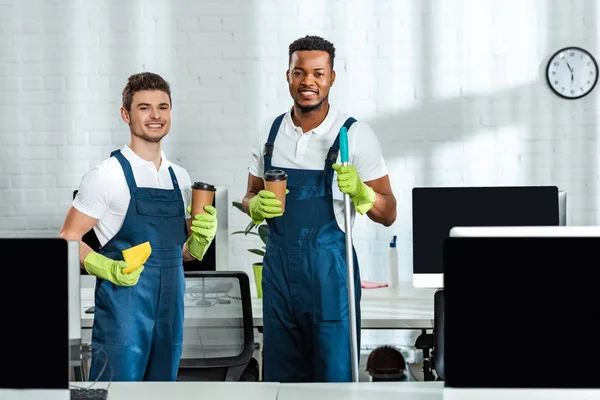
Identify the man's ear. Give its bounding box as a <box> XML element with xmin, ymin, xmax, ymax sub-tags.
<box><xmin>120</xmin><ymin>107</ymin><xmax>130</xmax><ymax>124</ymax></box>
<box><xmin>285</xmin><ymin>69</ymin><xmax>291</xmax><ymax>83</ymax></box>
<box><xmin>330</xmin><ymin>69</ymin><xmax>336</xmax><ymax>87</ymax></box>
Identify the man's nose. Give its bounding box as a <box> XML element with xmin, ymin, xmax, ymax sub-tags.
<box><xmin>301</xmin><ymin>74</ymin><xmax>315</xmax><ymax>85</ymax></box>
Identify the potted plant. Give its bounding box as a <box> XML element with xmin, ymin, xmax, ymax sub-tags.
<box><xmin>231</xmin><ymin>201</ymin><xmax>268</xmax><ymax>298</ymax></box>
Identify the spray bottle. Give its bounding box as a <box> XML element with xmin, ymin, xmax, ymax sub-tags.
<box><xmin>388</xmin><ymin>235</ymin><xmax>399</xmax><ymax>288</ymax></box>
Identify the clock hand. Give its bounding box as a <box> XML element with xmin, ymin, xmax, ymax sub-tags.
<box><xmin>565</xmin><ymin>60</ymin><xmax>574</xmax><ymax>72</ymax></box>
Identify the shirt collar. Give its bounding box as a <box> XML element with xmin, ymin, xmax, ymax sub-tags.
<box><xmin>285</xmin><ymin>104</ymin><xmax>339</xmax><ymax>137</ymax></box>
<box><xmin>121</xmin><ymin>145</ymin><xmax>171</xmax><ymax>170</ymax></box>
<box><xmin>312</xmin><ymin>105</ymin><xmax>339</xmax><ymax>136</ymax></box>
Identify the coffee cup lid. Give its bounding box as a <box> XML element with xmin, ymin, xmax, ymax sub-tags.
<box><xmin>264</xmin><ymin>169</ymin><xmax>288</xmax><ymax>181</ymax></box>
<box><xmin>192</xmin><ymin>182</ymin><xmax>216</xmax><ymax>191</ymax></box>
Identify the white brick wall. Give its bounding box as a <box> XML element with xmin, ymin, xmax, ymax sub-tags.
<box><xmin>1</xmin><ymin>0</ymin><xmax>599</xmax><ymax>299</ymax></box>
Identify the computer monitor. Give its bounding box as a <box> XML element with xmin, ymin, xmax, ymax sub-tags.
<box><xmin>67</xmin><ymin>240</ymin><xmax>84</xmax><ymax>375</ymax></box>
<box><xmin>411</xmin><ymin>186</ymin><xmax>563</xmax><ymax>288</ymax></box>
<box><xmin>0</xmin><ymin>238</ymin><xmax>71</xmax><ymax>400</ymax></box>
<box><xmin>442</xmin><ymin>229</ymin><xmax>600</xmax><ymax>399</ymax></box>
<box><xmin>559</xmin><ymin>190</ymin><xmax>567</xmax><ymax>225</ymax></box>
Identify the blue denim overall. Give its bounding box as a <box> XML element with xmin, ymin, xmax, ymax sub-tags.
<box><xmin>88</xmin><ymin>149</ymin><xmax>187</xmax><ymax>381</ymax></box>
<box><xmin>262</xmin><ymin>114</ymin><xmax>362</xmax><ymax>382</ymax></box>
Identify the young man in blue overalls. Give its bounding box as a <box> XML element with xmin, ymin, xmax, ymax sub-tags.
<box><xmin>59</xmin><ymin>72</ymin><xmax>217</xmax><ymax>381</ymax></box>
<box><xmin>243</xmin><ymin>35</ymin><xmax>397</xmax><ymax>382</ymax></box>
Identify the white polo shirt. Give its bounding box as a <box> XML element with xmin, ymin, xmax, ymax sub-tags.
<box><xmin>72</xmin><ymin>145</ymin><xmax>192</xmax><ymax>246</ymax></box>
<box><xmin>248</xmin><ymin>106</ymin><xmax>388</xmax><ymax>231</ymax></box>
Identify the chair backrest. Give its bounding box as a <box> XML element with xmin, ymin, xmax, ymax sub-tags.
<box><xmin>178</xmin><ymin>271</ymin><xmax>254</xmax><ymax>380</ymax></box>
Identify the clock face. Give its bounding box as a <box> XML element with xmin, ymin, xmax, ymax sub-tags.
<box><xmin>546</xmin><ymin>47</ymin><xmax>599</xmax><ymax>99</ymax></box>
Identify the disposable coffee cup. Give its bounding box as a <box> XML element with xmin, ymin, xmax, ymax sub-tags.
<box><xmin>191</xmin><ymin>182</ymin><xmax>216</xmax><ymax>216</ymax></box>
<box><xmin>263</xmin><ymin>169</ymin><xmax>288</xmax><ymax>213</ymax></box>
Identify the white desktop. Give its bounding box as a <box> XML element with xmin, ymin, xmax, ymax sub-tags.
<box><xmin>411</xmin><ymin>188</ymin><xmax>566</xmax><ymax>289</ymax></box>
<box><xmin>449</xmin><ymin>224</ymin><xmax>600</xmax><ymax>238</ymax></box>
<box><xmin>442</xmin><ymin>226</ymin><xmax>600</xmax><ymax>400</ymax></box>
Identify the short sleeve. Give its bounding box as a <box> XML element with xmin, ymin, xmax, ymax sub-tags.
<box><xmin>248</xmin><ymin>117</ymin><xmax>273</xmax><ymax>178</ymax></box>
<box><xmin>351</xmin><ymin>122</ymin><xmax>388</xmax><ymax>182</ymax></box>
<box><xmin>72</xmin><ymin>165</ymin><xmax>112</xmax><ymax>220</ymax></box>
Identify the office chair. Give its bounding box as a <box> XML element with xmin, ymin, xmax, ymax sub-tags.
<box><xmin>432</xmin><ymin>288</ymin><xmax>445</xmax><ymax>381</ymax></box>
<box><xmin>366</xmin><ymin>345</ymin><xmax>408</xmax><ymax>381</ymax></box>
<box><xmin>414</xmin><ymin>289</ymin><xmax>444</xmax><ymax>381</ymax></box>
<box><xmin>177</xmin><ymin>271</ymin><xmax>256</xmax><ymax>381</ymax></box>
<box><xmin>415</xmin><ymin>328</ymin><xmax>435</xmax><ymax>381</ymax></box>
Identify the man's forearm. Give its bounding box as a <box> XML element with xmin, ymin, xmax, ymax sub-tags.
<box><xmin>58</xmin><ymin>232</ymin><xmax>94</xmax><ymax>269</ymax></box>
<box><xmin>242</xmin><ymin>191</ymin><xmax>258</xmax><ymax>216</ymax></box>
<box><xmin>182</xmin><ymin>242</ymin><xmax>195</xmax><ymax>262</ymax></box>
<box><xmin>366</xmin><ymin>191</ymin><xmax>397</xmax><ymax>227</ymax></box>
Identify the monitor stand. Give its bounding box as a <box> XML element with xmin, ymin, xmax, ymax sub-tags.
<box><xmin>196</xmin><ymin>278</ymin><xmax>212</xmax><ymax>307</ymax></box>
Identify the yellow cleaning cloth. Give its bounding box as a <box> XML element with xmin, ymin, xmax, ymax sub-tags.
<box><xmin>122</xmin><ymin>241</ymin><xmax>152</xmax><ymax>274</ymax></box>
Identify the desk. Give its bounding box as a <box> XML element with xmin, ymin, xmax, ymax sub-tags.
<box><xmin>278</xmin><ymin>382</ymin><xmax>443</xmax><ymax>400</ymax></box>
<box><xmin>69</xmin><ymin>381</ymin><xmax>442</xmax><ymax>400</ymax></box>
<box><xmin>81</xmin><ymin>282</ymin><xmax>435</xmax><ymax>331</ymax></box>
<box><xmin>70</xmin><ymin>381</ymin><xmax>280</xmax><ymax>400</ymax></box>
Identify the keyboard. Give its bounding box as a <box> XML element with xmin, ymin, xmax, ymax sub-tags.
<box><xmin>70</xmin><ymin>388</ymin><xmax>108</xmax><ymax>400</ymax></box>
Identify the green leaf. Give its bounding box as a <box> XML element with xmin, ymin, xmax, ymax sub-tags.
<box><xmin>244</xmin><ymin>221</ymin><xmax>257</xmax><ymax>234</ymax></box>
<box><xmin>248</xmin><ymin>249</ymin><xmax>265</xmax><ymax>256</ymax></box>
<box><xmin>232</xmin><ymin>201</ymin><xmax>245</xmax><ymax>213</ymax></box>
<box><xmin>258</xmin><ymin>224</ymin><xmax>268</xmax><ymax>245</ymax></box>
<box><xmin>230</xmin><ymin>230</ymin><xmax>259</xmax><ymax>237</ymax></box>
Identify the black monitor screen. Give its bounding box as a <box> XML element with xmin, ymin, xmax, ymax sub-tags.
<box><xmin>0</xmin><ymin>238</ymin><xmax>69</xmax><ymax>389</ymax></box>
<box><xmin>443</xmin><ymin>237</ymin><xmax>600</xmax><ymax>388</ymax></box>
<box><xmin>412</xmin><ymin>186</ymin><xmax>559</xmax><ymax>275</ymax></box>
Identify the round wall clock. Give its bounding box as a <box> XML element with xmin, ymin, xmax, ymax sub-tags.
<box><xmin>546</xmin><ymin>47</ymin><xmax>598</xmax><ymax>99</ymax></box>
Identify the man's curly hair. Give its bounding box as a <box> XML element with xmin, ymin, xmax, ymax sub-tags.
<box><xmin>122</xmin><ymin>72</ymin><xmax>172</xmax><ymax>111</ymax></box>
<box><xmin>288</xmin><ymin>35</ymin><xmax>335</xmax><ymax>70</ymax></box>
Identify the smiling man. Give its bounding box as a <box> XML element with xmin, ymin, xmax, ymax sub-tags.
<box><xmin>243</xmin><ymin>35</ymin><xmax>397</xmax><ymax>382</ymax></box>
<box><xmin>58</xmin><ymin>72</ymin><xmax>217</xmax><ymax>381</ymax></box>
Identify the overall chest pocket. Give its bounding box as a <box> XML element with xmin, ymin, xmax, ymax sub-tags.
<box><xmin>135</xmin><ymin>190</ymin><xmax>184</xmax><ymax>217</ymax></box>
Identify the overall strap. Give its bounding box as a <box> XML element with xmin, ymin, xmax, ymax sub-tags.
<box><xmin>167</xmin><ymin>166</ymin><xmax>180</xmax><ymax>190</ymax></box>
<box><xmin>263</xmin><ymin>113</ymin><xmax>286</xmax><ymax>173</ymax></box>
<box><xmin>325</xmin><ymin>117</ymin><xmax>357</xmax><ymax>170</ymax></box>
<box><xmin>111</xmin><ymin>149</ymin><xmax>137</xmax><ymax>190</ymax></box>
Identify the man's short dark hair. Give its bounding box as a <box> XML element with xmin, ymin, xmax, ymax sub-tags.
<box><xmin>288</xmin><ymin>35</ymin><xmax>335</xmax><ymax>70</ymax></box>
<box><xmin>122</xmin><ymin>72</ymin><xmax>172</xmax><ymax>111</ymax></box>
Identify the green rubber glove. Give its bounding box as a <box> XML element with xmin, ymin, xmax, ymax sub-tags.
<box><xmin>83</xmin><ymin>251</ymin><xmax>144</xmax><ymax>286</ymax></box>
<box><xmin>186</xmin><ymin>205</ymin><xmax>217</xmax><ymax>261</ymax></box>
<box><xmin>332</xmin><ymin>164</ymin><xmax>376</xmax><ymax>215</ymax></box>
<box><xmin>248</xmin><ymin>190</ymin><xmax>285</xmax><ymax>225</ymax></box>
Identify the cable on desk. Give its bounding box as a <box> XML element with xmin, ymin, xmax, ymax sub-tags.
<box><xmin>70</xmin><ymin>345</ymin><xmax>113</xmax><ymax>391</ymax></box>
<box><xmin>186</xmin><ymin>284</ymin><xmax>219</xmax><ymax>307</ymax></box>
<box><xmin>407</xmin><ymin>362</ymin><xmax>419</xmax><ymax>381</ymax></box>
<box><xmin>196</xmin><ymin>329</ymin><xmax>207</xmax><ymax>358</ymax></box>
<box><xmin>187</xmin><ymin>284</ymin><xmax>244</xmax><ymax>306</ymax></box>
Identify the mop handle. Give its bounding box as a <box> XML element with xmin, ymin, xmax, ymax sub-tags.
<box><xmin>340</xmin><ymin>126</ymin><xmax>349</xmax><ymax>163</ymax></box>
<box><xmin>339</xmin><ymin>126</ymin><xmax>360</xmax><ymax>382</ymax></box>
